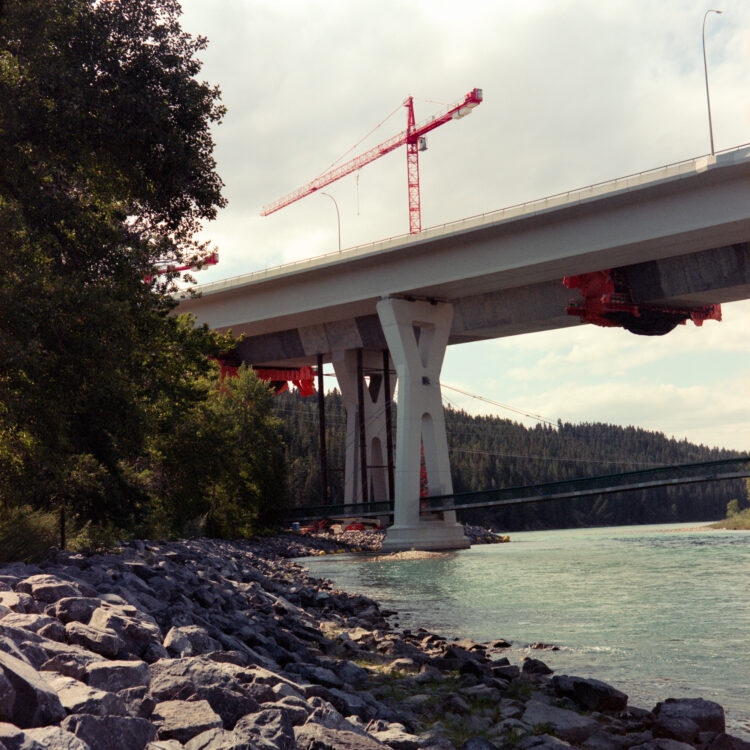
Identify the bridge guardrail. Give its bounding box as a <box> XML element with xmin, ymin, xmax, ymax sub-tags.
<box><xmin>287</xmin><ymin>456</ymin><xmax>750</xmax><ymax>522</ymax></box>
<box><xmin>193</xmin><ymin>143</ymin><xmax>750</xmax><ymax>296</ymax></box>
<box><xmin>422</xmin><ymin>456</ymin><xmax>750</xmax><ymax>512</ymax></box>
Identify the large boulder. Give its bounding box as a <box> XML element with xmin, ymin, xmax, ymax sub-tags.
<box><xmin>64</xmin><ymin>622</ymin><xmax>123</xmax><ymax>659</ymax></box>
<box><xmin>24</xmin><ymin>725</ymin><xmax>92</xmax><ymax>749</ymax></box>
<box><xmin>163</xmin><ymin>626</ymin><xmax>220</xmax><ymax>658</ymax></box>
<box><xmin>86</xmin><ymin>659</ymin><xmax>150</xmax><ymax>693</ymax></box>
<box><xmin>0</xmin><ymin>650</ymin><xmax>66</xmax><ymax>728</ymax></box>
<box><xmin>233</xmin><ymin>708</ymin><xmax>295</xmax><ymax>750</ymax></box>
<box><xmin>46</xmin><ymin>598</ymin><xmax>105</xmax><ymax>626</ymax></box>
<box><xmin>44</xmin><ymin>674</ymin><xmax>127</xmax><ymax>717</ymax></box>
<box><xmin>552</xmin><ymin>675</ymin><xmax>628</xmax><ymax>712</ymax></box>
<box><xmin>148</xmin><ymin>656</ymin><xmax>254</xmax><ymax>702</ymax></box>
<box><xmin>61</xmin><ymin>714</ymin><xmax>156</xmax><ymax>750</ymax></box>
<box><xmin>88</xmin><ymin>607</ymin><xmax>162</xmax><ymax>660</ymax></box>
<box><xmin>295</xmin><ymin>722</ymin><xmax>387</xmax><ymax>749</ymax></box>
<box><xmin>653</xmin><ymin>698</ymin><xmax>725</xmax><ymax>743</ymax></box>
<box><xmin>16</xmin><ymin>575</ymin><xmax>89</xmax><ymax>603</ymax></box>
<box><xmin>522</xmin><ymin>700</ymin><xmax>600</xmax><ymax>745</ymax></box>
<box><xmin>151</xmin><ymin>699</ymin><xmax>222</xmax><ymax>744</ymax></box>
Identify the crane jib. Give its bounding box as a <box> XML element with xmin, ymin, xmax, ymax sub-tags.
<box><xmin>260</xmin><ymin>88</ymin><xmax>483</xmax><ymax>231</ymax></box>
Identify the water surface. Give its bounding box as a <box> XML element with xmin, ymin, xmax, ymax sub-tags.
<box><xmin>303</xmin><ymin>523</ymin><xmax>750</xmax><ymax>738</ymax></box>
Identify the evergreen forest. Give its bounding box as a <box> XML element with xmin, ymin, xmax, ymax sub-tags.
<box><xmin>275</xmin><ymin>389</ymin><xmax>748</xmax><ymax>531</ymax></box>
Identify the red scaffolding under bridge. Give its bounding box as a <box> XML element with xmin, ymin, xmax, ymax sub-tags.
<box><xmin>287</xmin><ymin>456</ymin><xmax>750</xmax><ymax>523</ymax></box>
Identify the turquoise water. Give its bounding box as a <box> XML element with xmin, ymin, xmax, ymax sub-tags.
<box><xmin>303</xmin><ymin>523</ymin><xmax>750</xmax><ymax>738</ymax></box>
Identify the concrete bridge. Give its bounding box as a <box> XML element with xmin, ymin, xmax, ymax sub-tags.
<box><xmin>177</xmin><ymin>145</ymin><xmax>750</xmax><ymax>551</ymax></box>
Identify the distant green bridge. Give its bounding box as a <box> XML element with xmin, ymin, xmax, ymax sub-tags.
<box><xmin>288</xmin><ymin>456</ymin><xmax>750</xmax><ymax>523</ymax></box>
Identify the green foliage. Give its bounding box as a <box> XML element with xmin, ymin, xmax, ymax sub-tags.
<box><xmin>0</xmin><ymin>504</ymin><xmax>58</xmax><ymax>563</ymax></box>
<box><xmin>0</xmin><ymin>0</ymin><xmax>234</xmax><ymax>532</ymax></box>
<box><xmin>711</xmin><ymin>507</ymin><xmax>750</xmax><ymax>530</ymax></box>
<box><xmin>147</xmin><ymin>367</ymin><xmax>289</xmax><ymax>538</ymax></box>
<box><xmin>726</xmin><ymin>499</ymin><xmax>741</xmax><ymax>517</ymax></box>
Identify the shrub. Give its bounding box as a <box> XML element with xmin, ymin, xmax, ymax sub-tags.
<box><xmin>0</xmin><ymin>504</ymin><xmax>58</xmax><ymax>563</ymax></box>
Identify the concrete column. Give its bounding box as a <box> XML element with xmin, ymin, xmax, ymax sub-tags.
<box><xmin>376</xmin><ymin>297</ymin><xmax>469</xmax><ymax>551</ymax></box>
<box><xmin>332</xmin><ymin>349</ymin><xmax>395</xmax><ymax>506</ymax></box>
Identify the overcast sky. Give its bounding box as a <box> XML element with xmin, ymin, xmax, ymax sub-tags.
<box><xmin>178</xmin><ymin>0</ymin><xmax>750</xmax><ymax>452</ymax></box>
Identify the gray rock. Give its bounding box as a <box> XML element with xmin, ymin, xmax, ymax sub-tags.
<box><xmin>582</xmin><ymin>730</ymin><xmax>630</xmax><ymax>750</ymax></box>
<box><xmin>163</xmin><ymin>626</ymin><xmax>220</xmax><ymax>658</ymax></box>
<box><xmin>152</xmin><ymin>699</ymin><xmax>222</xmax><ymax>743</ymax></box>
<box><xmin>0</xmin><ymin>650</ymin><xmax>66</xmax><ymax>728</ymax></box>
<box><xmin>371</xmin><ymin>724</ymin><xmax>422</xmax><ymax>749</ymax></box>
<box><xmin>552</xmin><ymin>675</ymin><xmax>628</xmax><ymax>712</ymax></box>
<box><xmin>233</xmin><ymin>708</ymin><xmax>295</xmax><ymax>750</ymax></box>
<box><xmin>64</xmin><ymin>622</ymin><xmax>123</xmax><ymax>659</ymax></box>
<box><xmin>148</xmin><ymin>657</ymin><xmax>254</xmax><ymax>702</ymax></box>
<box><xmin>146</xmin><ymin>741</ymin><xmax>184</xmax><ymax>750</ymax></box>
<box><xmin>61</xmin><ymin>714</ymin><xmax>157</xmax><ymax>750</ymax></box>
<box><xmin>708</xmin><ymin>734</ymin><xmax>750</xmax><ymax>750</ymax></box>
<box><xmin>46</xmin><ymin>598</ymin><xmax>104</xmax><ymax>626</ymax></box>
<box><xmin>86</xmin><ymin>659</ymin><xmax>150</xmax><ymax>692</ymax></box>
<box><xmin>118</xmin><ymin>686</ymin><xmax>156</xmax><ymax>719</ymax></box>
<box><xmin>88</xmin><ymin>608</ymin><xmax>162</xmax><ymax>659</ymax></box>
<box><xmin>190</xmin><ymin>685</ymin><xmax>259</xmax><ymax>729</ymax></box>
<box><xmin>183</xmin><ymin>727</ymin><xmax>254</xmax><ymax>749</ymax></box>
<box><xmin>460</xmin><ymin>739</ymin><xmax>499</xmax><ymax>750</ymax></box>
<box><xmin>0</xmin><ymin>722</ymin><xmax>47</xmax><ymax>750</ymax></box>
<box><xmin>295</xmin><ymin>722</ymin><xmax>387</xmax><ymax>749</ymax></box>
<box><xmin>0</xmin><ymin>593</ymin><xmax>36</xmax><ymax>615</ymax></box>
<box><xmin>0</xmin><ymin>637</ymin><xmax>30</xmax><ymax>665</ymax></box>
<box><xmin>0</xmin><ymin>615</ymin><xmax>65</xmax><ymax>643</ymax></box>
<box><xmin>522</xmin><ymin>699</ymin><xmax>600</xmax><ymax>745</ymax></box>
<box><xmin>492</xmin><ymin>664</ymin><xmax>520</xmax><ymax>680</ymax></box>
<box><xmin>44</xmin><ymin>674</ymin><xmax>127</xmax><ymax>716</ymax></box>
<box><xmin>652</xmin><ymin>698</ymin><xmax>725</xmax><ymax>743</ymax></box>
<box><xmin>16</xmin><ymin>576</ymin><xmax>85</xmax><ymax>603</ymax></box>
<box><xmin>23</xmin><ymin>726</ymin><xmax>91</xmax><ymax>750</ymax></box>
<box><xmin>518</xmin><ymin>734</ymin><xmax>572</xmax><ymax>748</ymax></box>
<box><xmin>522</xmin><ymin>657</ymin><xmax>553</xmax><ymax>675</ymax></box>
<box><xmin>262</xmin><ymin>696</ymin><xmax>311</xmax><ymax>726</ymax></box>
<box><xmin>39</xmin><ymin>655</ymin><xmax>87</xmax><ymax>682</ymax></box>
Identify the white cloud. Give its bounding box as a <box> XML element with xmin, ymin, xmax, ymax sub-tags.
<box><xmin>177</xmin><ymin>0</ymin><xmax>750</xmax><ymax>450</ymax></box>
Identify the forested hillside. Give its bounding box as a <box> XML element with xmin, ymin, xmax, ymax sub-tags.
<box><xmin>275</xmin><ymin>390</ymin><xmax>747</xmax><ymax>531</ymax></box>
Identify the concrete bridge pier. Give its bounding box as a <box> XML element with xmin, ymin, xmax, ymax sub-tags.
<box><xmin>376</xmin><ymin>297</ymin><xmax>469</xmax><ymax>551</ymax></box>
<box><xmin>332</xmin><ymin>348</ymin><xmax>395</xmax><ymax>507</ymax></box>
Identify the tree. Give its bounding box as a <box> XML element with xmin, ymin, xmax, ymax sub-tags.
<box><xmin>148</xmin><ymin>367</ymin><xmax>289</xmax><ymax>537</ymax></box>
<box><xmin>0</xmin><ymin>0</ymin><xmax>230</xmax><ymax>529</ymax></box>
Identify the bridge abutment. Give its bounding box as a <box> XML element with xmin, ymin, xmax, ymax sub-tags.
<box><xmin>376</xmin><ymin>297</ymin><xmax>469</xmax><ymax>551</ymax></box>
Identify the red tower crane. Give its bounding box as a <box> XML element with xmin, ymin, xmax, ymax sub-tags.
<box><xmin>261</xmin><ymin>88</ymin><xmax>483</xmax><ymax>234</ymax></box>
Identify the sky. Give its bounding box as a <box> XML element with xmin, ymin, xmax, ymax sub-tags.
<box><xmin>177</xmin><ymin>0</ymin><xmax>750</xmax><ymax>452</ymax></box>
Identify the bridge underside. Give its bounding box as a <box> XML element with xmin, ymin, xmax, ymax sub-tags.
<box><xmin>179</xmin><ymin>150</ymin><xmax>750</xmax><ymax>550</ymax></box>
<box><xmin>231</xmin><ymin>242</ymin><xmax>750</xmax><ymax>368</ymax></box>
<box><xmin>222</xmin><ymin>242</ymin><xmax>750</xmax><ymax>550</ymax></box>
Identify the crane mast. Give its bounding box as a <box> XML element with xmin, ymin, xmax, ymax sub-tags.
<box><xmin>260</xmin><ymin>88</ymin><xmax>483</xmax><ymax>234</ymax></box>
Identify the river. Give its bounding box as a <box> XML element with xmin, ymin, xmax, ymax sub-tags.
<box><xmin>302</xmin><ymin>522</ymin><xmax>750</xmax><ymax>739</ymax></box>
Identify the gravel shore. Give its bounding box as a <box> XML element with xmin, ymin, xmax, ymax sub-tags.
<box><xmin>0</xmin><ymin>533</ymin><xmax>747</xmax><ymax>750</ymax></box>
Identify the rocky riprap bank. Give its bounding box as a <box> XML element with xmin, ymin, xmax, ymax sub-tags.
<box><xmin>0</xmin><ymin>536</ymin><xmax>747</xmax><ymax>750</ymax></box>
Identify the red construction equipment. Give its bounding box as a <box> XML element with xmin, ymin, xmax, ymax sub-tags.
<box><xmin>261</xmin><ymin>88</ymin><xmax>483</xmax><ymax>234</ymax></box>
<box><xmin>145</xmin><ymin>252</ymin><xmax>218</xmax><ymax>283</ymax></box>
<box><xmin>563</xmin><ymin>270</ymin><xmax>721</xmax><ymax>336</ymax></box>
<box><xmin>217</xmin><ymin>359</ymin><xmax>316</xmax><ymax>397</ymax></box>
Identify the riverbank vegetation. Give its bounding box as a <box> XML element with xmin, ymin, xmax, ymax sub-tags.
<box><xmin>0</xmin><ymin>0</ymin><xmax>287</xmax><ymax>561</ymax></box>
<box><xmin>711</xmin><ymin>490</ymin><xmax>750</xmax><ymax>529</ymax></box>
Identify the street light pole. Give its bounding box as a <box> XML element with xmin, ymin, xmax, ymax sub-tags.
<box><xmin>320</xmin><ymin>192</ymin><xmax>341</xmax><ymax>251</ymax></box>
<box><xmin>702</xmin><ymin>9</ymin><xmax>722</xmax><ymax>156</ymax></box>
